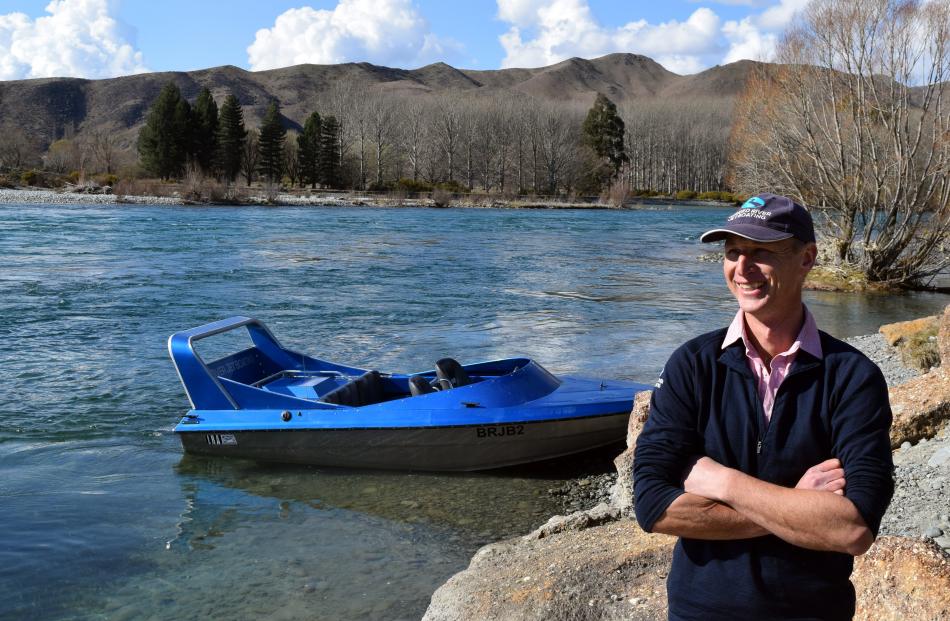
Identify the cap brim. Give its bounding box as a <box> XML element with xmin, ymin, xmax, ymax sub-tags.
<box><xmin>699</xmin><ymin>225</ymin><xmax>795</xmax><ymax>243</ymax></box>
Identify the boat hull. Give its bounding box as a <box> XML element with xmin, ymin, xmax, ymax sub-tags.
<box><xmin>177</xmin><ymin>411</ymin><xmax>629</xmax><ymax>471</ymax></box>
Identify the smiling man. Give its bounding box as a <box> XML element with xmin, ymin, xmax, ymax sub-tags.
<box><xmin>633</xmin><ymin>193</ymin><xmax>894</xmax><ymax>621</ymax></box>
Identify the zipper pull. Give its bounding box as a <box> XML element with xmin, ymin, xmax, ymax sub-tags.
<box><xmin>756</xmin><ymin>440</ymin><xmax>762</xmax><ymax>455</ymax></box>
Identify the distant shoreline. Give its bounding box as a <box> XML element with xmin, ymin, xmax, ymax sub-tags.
<box><xmin>0</xmin><ymin>187</ymin><xmax>734</xmax><ymax>210</ymax></box>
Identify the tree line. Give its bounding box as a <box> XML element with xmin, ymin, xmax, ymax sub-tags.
<box><xmin>136</xmin><ymin>82</ymin><xmax>343</xmax><ymax>188</ymax></box>
<box><xmin>132</xmin><ymin>81</ymin><xmax>729</xmax><ymax>198</ymax></box>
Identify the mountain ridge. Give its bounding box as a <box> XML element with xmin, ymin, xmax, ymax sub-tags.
<box><xmin>0</xmin><ymin>53</ymin><xmax>757</xmax><ymax>155</ymax></box>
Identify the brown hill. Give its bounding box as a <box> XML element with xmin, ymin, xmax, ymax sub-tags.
<box><xmin>0</xmin><ymin>53</ymin><xmax>758</xmax><ymax>156</ymax></box>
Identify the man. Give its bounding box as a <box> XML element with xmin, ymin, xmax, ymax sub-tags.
<box><xmin>633</xmin><ymin>193</ymin><xmax>894</xmax><ymax>621</ymax></box>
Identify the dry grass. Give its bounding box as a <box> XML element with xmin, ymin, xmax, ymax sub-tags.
<box><xmin>898</xmin><ymin>325</ymin><xmax>941</xmax><ymax>371</ymax></box>
<box><xmin>804</xmin><ymin>265</ymin><xmax>878</xmax><ymax>292</ymax></box>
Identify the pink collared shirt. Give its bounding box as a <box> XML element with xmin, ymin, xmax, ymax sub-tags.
<box><xmin>721</xmin><ymin>306</ymin><xmax>823</xmax><ymax>424</ymax></box>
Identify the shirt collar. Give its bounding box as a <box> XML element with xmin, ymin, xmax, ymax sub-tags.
<box><xmin>721</xmin><ymin>305</ymin><xmax>823</xmax><ymax>360</ymax></box>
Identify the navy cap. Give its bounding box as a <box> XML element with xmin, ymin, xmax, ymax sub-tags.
<box><xmin>700</xmin><ymin>193</ymin><xmax>816</xmax><ymax>244</ymax></box>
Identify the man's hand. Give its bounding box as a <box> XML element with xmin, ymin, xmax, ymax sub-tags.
<box><xmin>796</xmin><ymin>458</ymin><xmax>846</xmax><ymax>495</ymax></box>
<box><xmin>680</xmin><ymin>455</ymin><xmax>872</xmax><ymax>555</ymax></box>
<box><xmin>682</xmin><ymin>456</ymin><xmax>731</xmax><ymax>501</ymax></box>
<box><xmin>683</xmin><ymin>456</ymin><xmax>847</xmax><ymax>499</ymax></box>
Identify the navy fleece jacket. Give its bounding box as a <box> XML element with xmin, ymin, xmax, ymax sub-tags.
<box><xmin>633</xmin><ymin>327</ymin><xmax>894</xmax><ymax>621</ymax></box>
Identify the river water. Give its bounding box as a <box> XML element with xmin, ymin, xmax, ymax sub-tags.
<box><xmin>1</xmin><ymin>203</ymin><xmax>947</xmax><ymax>620</ymax></box>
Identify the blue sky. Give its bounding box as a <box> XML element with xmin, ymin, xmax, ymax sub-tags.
<box><xmin>0</xmin><ymin>0</ymin><xmax>809</xmax><ymax>80</ymax></box>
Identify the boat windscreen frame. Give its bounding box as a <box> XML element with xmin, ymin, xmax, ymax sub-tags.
<box><xmin>168</xmin><ymin>316</ymin><xmax>298</xmax><ymax>410</ymax></box>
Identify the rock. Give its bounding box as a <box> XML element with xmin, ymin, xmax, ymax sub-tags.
<box><xmin>929</xmin><ymin>446</ymin><xmax>950</xmax><ymax>468</ymax></box>
<box><xmin>940</xmin><ymin>304</ymin><xmax>950</xmax><ymax>367</ymax></box>
<box><xmin>524</xmin><ymin>504</ymin><xmax>621</xmax><ymax>541</ymax></box>
<box><xmin>924</xmin><ymin>526</ymin><xmax>944</xmax><ymax>538</ymax></box>
<box><xmin>610</xmin><ymin>390</ymin><xmax>653</xmax><ymax>512</ymax></box>
<box><xmin>853</xmin><ymin>536</ymin><xmax>950</xmax><ymax>620</ymax></box>
<box><xmin>422</xmin><ymin>519</ymin><xmax>674</xmax><ymax>621</ymax></box>
<box><xmin>880</xmin><ymin>315</ymin><xmax>939</xmax><ymax>346</ymax></box>
<box><xmin>887</xmin><ymin>368</ymin><xmax>950</xmax><ymax>448</ymax></box>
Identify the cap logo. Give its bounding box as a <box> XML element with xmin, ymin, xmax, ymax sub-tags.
<box><xmin>741</xmin><ymin>196</ymin><xmax>766</xmax><ymax>210</ymax></box>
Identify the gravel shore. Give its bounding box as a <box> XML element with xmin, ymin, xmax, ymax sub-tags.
<box><xmin>561</xmin><ymin>332</ymin><xmax>950</xmax><ymax>553</ymax></box>
<box><xmin>0</xmin><ymin>187</ymin><xmax>182</xmax><ymax>205</ymax></box>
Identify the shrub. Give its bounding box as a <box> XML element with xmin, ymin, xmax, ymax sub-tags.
<box><xmin>435</xmin><ymin>180</ymin><xmax>466</xmax><ymax>193</ymax></box>
<box><xmin>395</xmin><ymin>178</ymin><xmax>432</xmax><ymax>194</ymax></box>
<box><xmin>95</xmin><ymin>173</ymin><xmax>119</xmax><ymax>187</ymax></box>
<box><xmin>601</xmin><ymin>178</ymin><xmax>630</xmax><ymax>208</ymax></box>
<box><xmin>675</xmin><ymin>189</ymin><xmax>698</xmax><ymax>200</ymax></box>
<box><xmin>66</xmin><ymin>170</ymin><xmax>81</xmax><ymax>184</ymax></box>
<box><xmin>899</xmin><ymin>325</ymin><xmax>941</xmax><ymax>371</ymax></box>
<box><xmin>697</xmin><ymin>191</ymin><xmax>746</xmax><ymax>204</ymax></box>
<box><xmin>368</xmin><ymin>181</ymin><xmax>392</xmax><ymax>192</ymax></box>
<box><xmin>431</xmin><ymin>187</ymin><xmax>452</xmax><ymax>207</ymax></box>
<box><xmin>20</xmin><ymin>170</ymin><xmax>38</xmax><ymax>186</ymax></box>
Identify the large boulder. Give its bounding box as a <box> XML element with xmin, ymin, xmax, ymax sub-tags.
<box><xmin>853</xmin><ymin>536</ymin><xmax>950</xmax><ymax>620</ymax></box>
<box><xmin>422</xmin><ymin>517</ymin><xmax>674</xmax><ymax>621</ymax></box>
<box><xmin>610</xmin><ymin>390</ymin><xmax>653</xmax><ymax>512</ymax></box>
<box><xmin>888</xmin><ymin>367</ymin><xmax>950</xmax><ymax>448</ymax></box>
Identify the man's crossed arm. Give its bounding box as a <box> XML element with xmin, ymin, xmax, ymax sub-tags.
<box><xmin>651</xmin><ymin>457</ymin><xmax>873</xmax><ymax>556</ymax></box>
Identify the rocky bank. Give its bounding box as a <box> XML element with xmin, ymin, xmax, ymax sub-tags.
<box><xmin>424</xmin><ymin>305</ymin><xmax>950</xmax><ymax>620</ymax></box>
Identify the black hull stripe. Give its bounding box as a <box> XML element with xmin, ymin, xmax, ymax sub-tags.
<box><xmin>175</xmin><ymin>410</ymin><xmax>630</xmax><ymax>434</ymax></box>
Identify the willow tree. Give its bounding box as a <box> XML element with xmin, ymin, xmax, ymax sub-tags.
<box><xmin>729</xmin><ymin>0</ymin><xmax>950</xmax><ymax>287</ymax></box>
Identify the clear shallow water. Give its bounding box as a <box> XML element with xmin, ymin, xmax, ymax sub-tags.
<box><xmin>1</xmin><ymin>203</ymin><xmax>947</xmax><ymax>620</ymax></box>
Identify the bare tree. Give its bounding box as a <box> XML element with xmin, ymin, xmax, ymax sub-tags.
<box><xmin>89</xmin><ymin>128</ymin><xmax>120</xmax><ymax>174</ymax></box>
<box><xmin>242</xmin><ymin>129</ymin><xmax>259</xmax><ymax>187</ymax></box>
<box><xmin>0</xmin><ymin>128</ymin><xmax>36</xmax><ymax>170</ymax></box>
<box><xmin>434</xmin><ymin>94</ymin><xmax>462</xmax><ymax>183</ymax></box>
<box><xmin>730</xmin><ymin>0</ymin><xmax>950</xmax><ymax>286</ymax></box>
<box><xmin>397</xmin><ymin>99</ymin><xmax>427</xmax><ymax>181</ymax></box>
<box><xmin>365</xmin><ymin>96</ymin><xmax>392</xmax><ymax>187</ymax></box>
<box><xmin>536</xmin><ymin>102</ymin><xmax>579</xmax><ymax>194</ymax></box>
<box><xmin>283</xmin><ymin>133</ymin><xmax>300</xmax><ymax>187</ymax></box>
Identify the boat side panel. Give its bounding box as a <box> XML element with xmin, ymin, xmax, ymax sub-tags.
<box><xmin>178</xmin><ymin>413</ymin><xmax>629</xmax><ymax>472</ymax></box>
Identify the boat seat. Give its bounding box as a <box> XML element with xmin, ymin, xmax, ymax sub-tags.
<box><xmin>408</xmin><ymin>375</ymin><xmax>437</xmax><ymax>396</ymax></box>
<box><xmin>435</xmin><ymin>358</ymin><xmax>471</xmax><ymax>390</ymax></box>
<box><xmin>321</xmin><ymin>370</ymin><xmax>385</xmax><ymax>407</ymax></box>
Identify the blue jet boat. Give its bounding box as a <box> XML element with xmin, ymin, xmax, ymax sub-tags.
<box><xmin>168</xmin><ymin>316</ymin><xmax>650</xmax><ymax>471</ymax></box>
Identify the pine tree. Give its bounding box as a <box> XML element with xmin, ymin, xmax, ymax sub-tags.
<box><xmin>192</xmin><ymin>88</ymin><xmax>218</xmax><ymax>174</ymax></box>
<box><xmin>257</xmin><ymin>102</ymin><xmax>286</xmax><ymax>184</ymax></box>
<box><xmin>298</xmin><ymin>111</ymin><xmax>321</xmax><ymax>188</ymax></box>
<box><xmin>215</xmin><ymin>94</ymin><xmax>246</xmax><ymax>183</ymax></box>
<box><xmin>137</xmin><ymin>82</ymin><xmax>190</xmax><ymax>180</ymax></box>
<box><xmin>582</xmin><ymin>93</ymin><xmax>627</xmax><ymax>177</ymax></box>
<box><xmin>318</xmin><ymin>115</ymin><xmax>341</xmax><ymax>188</ymax></box>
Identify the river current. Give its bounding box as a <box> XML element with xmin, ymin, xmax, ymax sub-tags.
<box><xmin>1</xmin><ymin>203</ymin><xmax>947</xmax><ymax>620</ymax></box>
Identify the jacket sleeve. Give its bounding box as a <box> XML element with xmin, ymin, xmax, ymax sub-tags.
<box><xmin>633</xmin><ymin>344</ymin><xmax>705</xmax><ymax>532</ymax></box>
<box><xmin>830</xmin><ymin>359</ymin><xmax>894</xmax><ymax>538</ymax></box>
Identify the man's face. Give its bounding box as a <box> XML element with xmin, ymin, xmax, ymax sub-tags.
<box><xmin>723</xmin><ymin>235</ymin><xmax>816</xmax><ymax>323</ymax></box>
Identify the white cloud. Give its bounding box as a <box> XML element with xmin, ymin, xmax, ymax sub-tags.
<box><xmin>722</xmin><ymin>17</ymin><xmax>777</xmax><ymax>63</ymax></box>
<box><xmin>721</xmin><ymin>0</ymin><xmax>810</xmax><ymax>64</ymax></box>
<box><xmin>247</xmin><ymin>0</ymin><xmax>460</xmax><ymax>71</ymax></box>
<box><xmin>0</xmin><ymin>0</ymin><xmax>147</xmax><ymax>80</ymax></box>
<box><xmin>757</xmin><ymin>0</ymin><xmax>811</xmax><ymax>29</ymax></box>
<box><xmin>496</xmin><ymin>0</ymin><xmax>816</xmax><ymax>73</ymax></box>
<box><xmin>497</xmin><ymin>0</ymin><xmax>723</xmax><ymax>72</ymax></box>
